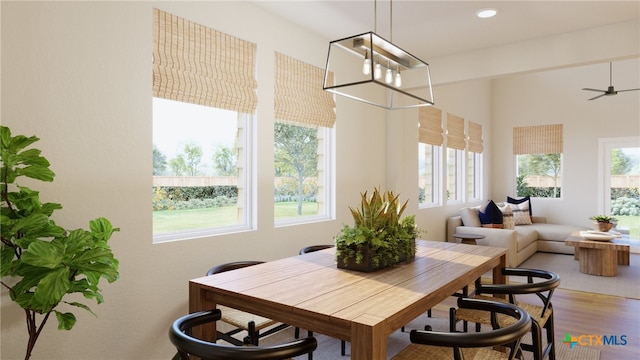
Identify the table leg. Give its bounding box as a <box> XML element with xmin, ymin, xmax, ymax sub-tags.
<box><xmin>618</xmin><ymin>248</ymin><xmax>630</xmax><ymax>265</ymax></box>
<box><xmin>351</xmin><ymin>314</ymin><xmax>386</xmax><ymax>360</ymax></box>
<box><xmin>491</xmin><ymin>253</ymin><xmax>508</xmax><ymax>299</ymax></box>
<box><xmin>189</xmin><ymin>282</ymin><xmax>217</xmax><ymax>341</ymax></box>
<box><xmin>579</xmin><ymin>248</ymin><xmax>618</xmax><ymax>276</ymax></box>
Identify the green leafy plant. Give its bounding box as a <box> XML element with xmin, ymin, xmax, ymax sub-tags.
<box><xmin>1</xmin><ymin>125</ymin><xmax>120</xmax><ymax>360</ymax></box>
<box><xmin>589</xmin><ymin>215</ymin><xmax>617</xmax><ymax>223</ymax></box>
<box><xmin>335</xmin><ymin>187</ymin><xmax>418</xmax><ymax>270</ymax></box>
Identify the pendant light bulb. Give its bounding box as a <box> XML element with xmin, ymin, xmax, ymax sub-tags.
<box><xmin>374</xmin><ymin>57</ymin><xmax>382</xmax><ymax>80</ymax></box>
<box><xmin>395</xmin><ymin>64</ymin><xmax>402</xmax><ymax>87</ymax></box>
<box><xmin>385</xmin><ymin>61</ymin><xmax>393</xmax><ymax>84</ymax></box>
<box><xmin>362</xmin><ymin>51</ymin><xmax>371</xmax><ymax>76</ymax></box>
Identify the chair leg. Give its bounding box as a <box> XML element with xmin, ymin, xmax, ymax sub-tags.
<box><xmin>248</xmin><ymin>320</ymin><xmax>259</xmax><ymax>346</ymax></box>
<box><xmin>341</xmin><ymin>340</ymin><xmax>347</xmax><ymax>356</ymax></box>
<box><xmin>295</xmin><ymin>327</ymin><xmax>300</xmax><ymax>338</ymax></box>
<box><xmin>521</xmin><ymin>319</ymin><xmax>543</xmax><ymax>360</ymax></box>
<box><xmin>546</xmin><ymin>314</ymin><xmax>556</xmax><ymax>360</ymax></box>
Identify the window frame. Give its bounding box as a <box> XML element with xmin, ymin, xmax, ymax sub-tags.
<box><xmin>418</xmin><ymin>142</ymin><xmax>442</xmax><ymax>208</ymax></box>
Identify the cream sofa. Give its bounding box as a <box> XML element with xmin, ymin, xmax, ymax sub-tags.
<box><xmin>446</xmin><ymin>214</ymin><xmax>589</xmax><ymax>267</ymax></box>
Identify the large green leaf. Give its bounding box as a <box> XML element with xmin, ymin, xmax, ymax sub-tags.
<box><xmin>21</xmin><ymin>241</ymin><xmax>64</xmax><ymax>269</ymax></box>
<box><xmin>54</xmin><ymin>311</ymin><xmax>77</xmax><ymax>330</ymax></box>
<box><xmin>33</xmin><ymin>268</ymin><xmax>71</xmax><ymax>311</ymax></box>
<box><xmin>89</xmin><ymin>217</ymin><xmax>119</xmax><ymax>242</ymax></box>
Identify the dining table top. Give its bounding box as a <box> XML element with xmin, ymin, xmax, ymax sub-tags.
<box><xmin>189</xmin><ymin>239</ymin><xmax>508</xmax><ymax>359</ymax></box>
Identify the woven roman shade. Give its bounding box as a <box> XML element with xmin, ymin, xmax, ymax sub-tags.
<box><xmin>513</xmin><ymin>124</ymin><xmax>563</xmax><ymax>154</ymax></box>
<box><xmin>152</xmin><ymin>8</ymin><xmax>257</xmax><ymax>113</ymax></box>
<box><xmin>467</xmin><ymin>120</ymin><xmax>484</xmax><ymax>153</ymax></box>
<box><xmin>275</xmin><ymin>52</ymin><xmax>336</xmax><ymax>128</ymax></box>
<box><xmin>418</xmin><ymin>106</ymin><xmax>443</xmax><ymax>145</ymax></box>
<box><xmin>446</xmin><ymin>113</ymin><xmax>466</xmax><ymax>150</ymax></box>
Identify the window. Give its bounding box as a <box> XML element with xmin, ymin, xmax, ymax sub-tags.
<box><xmin>513</xmin><ymin>124</ymin><xmax>563</xmax><ymax>198</ymax></box>
<box><xmin>418</xmin><ymin>107</ymin><xmax>443</xmax><ymax>207</ymax></box>
<box><xmin>599</xmin><ymin>137</ymin><xmax>640</xmax><ymax>239</ymax></box>
<box><xmin>466</xmin><ymin>151</ymin><xmax>482</xmax><ymax>200</ymax></box>
<box><xmin>446</xmin><ymin>113</ymin><xmax>465</xmax><ymax>203</ymax></box>
<box><xmin>273</xmin><ymin>53</ymin><xmax>335</xmax><ymax>225</ymax></box>
<box><xmin>466</xmin><ymin>120</ymin><xmax>483</xmax><ymax>201</ymax></box>
<box><xmin>152</xmin><ymin>9</ymin><xmax>257</xmax><ymax>242</ymax></box>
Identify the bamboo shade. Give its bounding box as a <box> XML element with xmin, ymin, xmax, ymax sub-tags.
<box><xmin>467</xmin><ymin>120</ymin><xmax>484</xmax><ymax>153</ymax></box>
<box><xmin>446</xmin><ymin>113</ymin><xmax>466</xmax><ymax>150</ymax></box>
<box><xmin>152</xmin><ymin>8</ymin><xmax>257</xmax><ymax>113</ymax></box>
<box><xmin>274</xmin><ymin>52</ymin><xmax>336</xmax><ymax>128</ymax></box>
<box><xmin>418</xmin><ymin>106</ymin><xmax>443</xmax><ymax>145</ymax></box>
<box><xmin>513</xmin><ymin>124</ymin><xmax>563</xmax><ymax>154</ymax></box>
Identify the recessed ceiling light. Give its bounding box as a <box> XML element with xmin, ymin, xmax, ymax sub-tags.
<box><xmin>476</xmin><ymin>8</ymin><xmax>498</xmax><ymax>19</ymax></box>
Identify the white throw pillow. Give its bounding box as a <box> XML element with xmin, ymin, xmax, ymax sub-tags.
<box><xmin>460</xmin><ymin>207</ymin><xmax>481</xmax><ymax>227</ymax></box>
<box><xmin>498</xmin><ymin>203</ymin><xmax>515</xmax><ymax>229</ymax></box>
<box><xmin>510</xmin><ymin>202</ymin><xmax>532</xmax><ymax>225</ymax></box>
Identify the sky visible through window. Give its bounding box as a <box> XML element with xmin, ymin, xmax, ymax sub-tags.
<box><xmin>153</xmin><ymin>98</ymin><xmax>237</xmax><ymax>176</ymax></box>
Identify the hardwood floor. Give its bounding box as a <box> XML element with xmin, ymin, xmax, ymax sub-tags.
<box><xmin>431</xmin><ymin>288</ymin><xmax>640</xmax><ymax>360</ymax></box>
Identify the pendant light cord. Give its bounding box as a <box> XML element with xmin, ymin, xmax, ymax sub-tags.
<box><xmin>390</xmin><ymin>0</ymin><xmax>393</xmax><ymax>42</ymax></box>
<box><xmin>374</xmin><ymin>0</ymin><xmax>377</xmax><ymax>33</ymax></box>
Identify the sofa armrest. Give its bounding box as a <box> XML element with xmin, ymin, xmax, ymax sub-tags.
<box><xmin>452</xmin><ymin>226</ymin><xmax>519</xmax><ymax>267</ymax></box>
<box><xmin>446</xmin><ymin>216</ymin><xmax>463</xmax><ymax>242</ymax></box>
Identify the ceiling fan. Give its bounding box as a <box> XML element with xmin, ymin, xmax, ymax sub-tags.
<box><xmin>582</xmin><ymin>62</ymin><xmax>640</xmax><ymax>100</ymax></box>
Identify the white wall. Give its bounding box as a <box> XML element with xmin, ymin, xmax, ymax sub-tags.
<box><xmin>1</xmin><ymin>2</ymin><xmax>388</xmax><ymax>359</ymax></box>
<box><xmin>2</xmin><ymin>1</ymin><xmax>639</xmax><ymax>359</ymax></box>
<box><xmin>490</xmin><ymin>58</ymin><xmax>640</xmax><ymax>227</ymax></box>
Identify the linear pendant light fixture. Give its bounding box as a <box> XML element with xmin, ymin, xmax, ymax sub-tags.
<box><xmin>323</xmin><ymin>0</ymin><xmax>434</xmax><ymax>110</ymax></box>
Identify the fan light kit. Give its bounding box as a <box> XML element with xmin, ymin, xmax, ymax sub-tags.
<box><xmin>582</xmin><ymin>62</ymin><xmax>640</xmax><ymax>100</ymax></box>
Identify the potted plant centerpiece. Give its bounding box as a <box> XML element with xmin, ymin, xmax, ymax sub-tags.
<box><xmin>589</xmin><ymin>215</ymin><xmax>617</xmax><ymax>232</ymax></box>
<box><xmin>335</xmin><ymin>187</ymin><xmax>418</xmax><ymax>272</ymax></box>
<box><xmin>1</xmin><ymin>126</ymin><xmax>120</xmax><ymax>360</ymax></box>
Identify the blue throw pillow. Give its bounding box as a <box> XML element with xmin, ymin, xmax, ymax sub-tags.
<box><xmin>479</xmin><ymin>200</ymin><xmax>503</xmax><ymax>227</ymax></box>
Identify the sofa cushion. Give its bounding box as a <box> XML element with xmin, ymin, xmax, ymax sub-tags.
<box><xmin>479</xmin><ymin>200</ymin><xmax>503</xmax><ymax>228</ymax></box>
<box><xmin>509</xmin><ymin>202</ymin><xmax>532</xmax><ymax>225</ymax></box>
<box><xmin>526</xmin><ymin>223</ymin><xmax>587</xmax><ymax>242</ymax></box>
<box><xmin>514</xmin><ymin>226</ymin><xmax>538</xmax><ymax>251</ymax></box>
<box><xmin>499</xmin><ymin>203</ymin><xmax>515</xmax><ymax>229</ymax></box>
<box><xmin>460</xmin><ymin>207</ymin><xmax>481</xmax><ymax>227</ymax></box>
<box><xmin>507</xmin><ymin>196</ymin><xmax>532</xmax><ymax>216</ymax></box>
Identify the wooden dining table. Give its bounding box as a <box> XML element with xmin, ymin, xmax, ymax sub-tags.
<box><xmin>189</xmin><ymin>240</ymin><xmax>508</xmax><ymax>360</ymax></box>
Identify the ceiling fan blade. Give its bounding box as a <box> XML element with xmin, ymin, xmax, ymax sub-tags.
<box><xmin>582</xmin><ymin>88</ymin><xmax>605</xmax><ymax>92</ymax></box>
<box><xmin>588</xmin><ymin>93</ymin><xmax>607</xmax><ymax>101</ymax></box>
<box><xmin>616</xmin><ymin>88</ymin><xmax>640</xmax><ymax>93</ymax></box>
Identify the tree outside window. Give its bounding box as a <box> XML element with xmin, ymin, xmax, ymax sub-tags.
<box><xmin>516</xmin><ymin>153</ymin><xmax>562</xmax><ymax>198</ymax></box>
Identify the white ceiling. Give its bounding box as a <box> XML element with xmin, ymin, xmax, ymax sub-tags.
<box><xmin>251</xmin><ymin>0</ymin><xmax>640</xmax><ymax>60</ymax></box>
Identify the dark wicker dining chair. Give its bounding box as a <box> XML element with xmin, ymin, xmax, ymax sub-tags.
<box><xmin>392</xmin><ymin>297</ymin><xmax>531</xmax><ymax>360</ymax></box>
<box><xmin>169</xmin><ymin>309</ymin><xmax>317</xmax><ymax>360</ymax></box>
<box><xmin>206</xmin><ymin>261</ymin><xmax>290</xmax><ymax>346</ymax></box>
<box><xmin>452</xmin><ymin>268</ymin><xmax>560</xmax><ymax>360</ymax></box>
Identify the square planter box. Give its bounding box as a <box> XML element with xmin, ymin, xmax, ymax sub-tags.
<box><xmin>337</xmin><ymin>240</ymin><xmax>416</xmax><ymax>273</ymax></box>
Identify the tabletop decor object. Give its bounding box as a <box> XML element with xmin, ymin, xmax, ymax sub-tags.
<box><xmin>589</xmin><ymin>215</ymin><xmax>617</xmax><ymax>232</ymax></box>
<box><xmin>0</xmin><ymin>125</ymin><xmax>120</xmax><ymax>360</ymax></box>
<box><xmin>335</xmin><ymin>187</ymin><xmax>417</xmax><ymax>272</ymax></box>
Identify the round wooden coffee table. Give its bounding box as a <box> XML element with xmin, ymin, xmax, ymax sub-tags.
<box><xmin>452</xmin><ymin>233</ymin><xmax>485</xmax><ymax>245</ymax></box>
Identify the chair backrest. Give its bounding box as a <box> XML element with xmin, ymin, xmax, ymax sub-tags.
<box><xmin>299</xmin><ymin>245</ymin><xmax>334</xmax><ymax>255</ymax></box>
<box><xmin>411</xmin><ymin>297</ymin><xmax>531</xmax><ymax>360</ymax></box>
<box><xmin>206</xmin><ymin>261</ymin><xmax>265</xmax><ymax>276</ymax></box>
<box><xmin>169</xmin><ymin>309</ymin><xmax>317</xmax><ymax>360</ymax></box>
<box><xmin>476</xmin><ymin>267</ymin><xmax>560</xmax><ymax>317</ymax></box>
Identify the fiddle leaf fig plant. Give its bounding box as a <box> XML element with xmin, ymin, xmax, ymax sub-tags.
<box><xmin>1</xmin><ymin>125</ymin><xmax>120</xmax><ymax>360</ymax></box>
